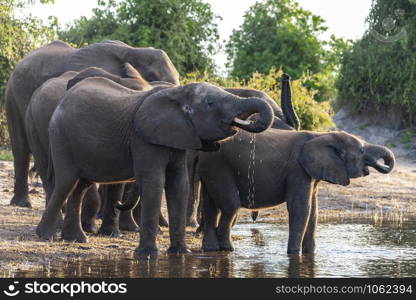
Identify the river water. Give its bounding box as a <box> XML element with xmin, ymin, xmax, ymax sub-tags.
<box><xmin>5</xmin><ymin>220</ymin><xmax>416</xmax><ymax>278</ymax></box>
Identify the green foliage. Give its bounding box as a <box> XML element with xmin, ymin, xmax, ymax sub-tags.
<box><xmin>182</xmin><ymin>68</ymin><xmax>334</xmax><ymax>131</ymax></box>
<box><xmin>59</xmin><ymin>0</ymin><xmax>220</xmax><ymax>75</ymax></box>
<box><xmin>336</xmin><ymin>0</ymin><xmax>416</xmax><ymax>126</ymax></box>
<box><xmin>0</xmin><ymin>0</ymin><xmax>56</xmax><ymax>145</ymax></box>
<box><xmin>225</xmin><ymin>0</ymin><xmax>350</xmax><ymax>103</ymax></box>
<box><xmin>0</xmin><ymin>147</ymin><xmax>13</xmax><ymax>161</ymax></box>
<box><xmin>226</xmin><ymin>0</ymin><xmax>327</xmax><ymax>80</ymax></box>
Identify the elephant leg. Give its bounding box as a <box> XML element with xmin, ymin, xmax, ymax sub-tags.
<box><xmin>6</xmin><ymin>97</ymin><xmax>31</xmax><ymax>208</ymax></box>
<box><xmin>96</xmin><ymin>184</ymin><xmax>107</xmax><ymax>219</ymax></box>
<box><xmin>81</xmin><ymin>184</ymin><xmax>100</xmax><ymax>233</ymax></box>
<box><xmin>214</xmin><ymin>177</ymin><xmax>240</xmax><ymax>251</ymax></box>
<box><xmin>62</xmin><ymin>180</ymin><xmax>92</xmax><ymax>242</ymax></box>
<box><xmin>302</xmin><ymin>183</ymin><xmax>318</xmax><ymax>254</ymax></box>
<box><xmin>165</xmin><ymin>155</ymin><xmax>191</xmax><ymax>254</ymax></box>
<box><xmin>97</xmin><ymin>184</ymin><xmax>124</xmax><ymax>237</ymax></box>
<box><xmin>285</xmin><ymin>177</ymin><xmax>313</xmax><ymax>255</ymax></box>
<box><xmin>36</xmin><ymin>170</ymin><xmax>79</xmax><ymax>241</ymax></box>
<box><xmin>201</xmin><ymin>184</ymin><xmax>220</xmax><ymax>251</ymax></box>
<box><xmin>217</xmin><ymin>210</ymin><xmax>238</xmax><ymax>251</ymax></box>
<box><xmin>119</xmin><ymin>210</ymin><xmax>139</xmax><ymax>232</ymax></box>
<box><xmin>186</xmin><ymin>152</ymin><xmax>199</xmax><ymax>227</ymax></box>
<box><xmin>134</xmin><ymin>196</ymin><xmax>167</xmax><ymax>231</ymax></box>
<box><xmin>134</xmin><ymin>145</ymin><xmax>170</xmax><ymax>257</ymax></box>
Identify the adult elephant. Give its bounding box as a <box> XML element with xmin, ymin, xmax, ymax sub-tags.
<box><xmin>36</xmin><ymin>79</ymin><xmax>275</xmax><ymax>256</ymax></box>
<box><xmin>6</xmin><ymin>40</ymin><xmax>179</xmax><ymax>208</ymax></box>
<box><xmin>25</xmin><ymin>63</ymin><xmax>172</xmax><ymax>233</ymax></box>
<box><xmin>198</xmin><ymin>129</ymin><xmax>395</xmax><ymax>254</ymax></box>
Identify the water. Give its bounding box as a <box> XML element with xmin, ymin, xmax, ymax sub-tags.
<box><xmin>4</xmin><ymin>220</ymin><xmax>416</xmax><ymax>278</ymax></box>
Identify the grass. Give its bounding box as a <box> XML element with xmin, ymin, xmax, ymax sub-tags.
<box><xmin>0</xmin><ymin>147</ymin><xmax>13</xmax><ymax>161</ymax></box>
<box><xmin>400</xmin><ymin>128</ymin><xmax>415</xmax><ymax>146</ymax></box>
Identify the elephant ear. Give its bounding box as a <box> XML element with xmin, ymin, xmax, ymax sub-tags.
<box><xmin>298</xmin><ymin>134</ymin><xmax>350</xmax><ymax>186</ymax></box>
<box><xmin>68</xmin><ymin>42</ymin><xmax>127</xmax><ymax>74</ymax></box>
<box><xmin>134</xmin><ymin>87</ymin><xmax>202</xmax><ymax>150</ymax></box>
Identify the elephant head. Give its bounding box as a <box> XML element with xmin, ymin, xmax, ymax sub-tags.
<box><xmin>67</xmin><ymin>40</ymin><xmax>180</xmax><ymax>85</ymax></box>
<box><xmin>134</xmin><ymin>83</ymin><xmax>275</xmax><ymax>152</ymax></box>
<box><xmin>299</xmin><ymin>131</ymin><xmax>395</xmax><ymax>186</ymax></box>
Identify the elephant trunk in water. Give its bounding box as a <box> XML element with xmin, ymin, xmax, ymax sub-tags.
<box><xmin>364</xmin><ymin>144</ymin><xmax>395</xmax><ymax>174</ymax></box>
<box><xmin>231</xmin><ymin>97</ymin><xmax>274</xmax><ymax>133</ymax></box>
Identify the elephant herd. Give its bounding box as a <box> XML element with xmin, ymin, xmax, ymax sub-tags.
<box><xmin>5</xmin><ymin>40</ymin><xmax>395</xmax><ymax>257</ymax></box>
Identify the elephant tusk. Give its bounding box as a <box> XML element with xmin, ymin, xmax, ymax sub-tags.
<box><xmin>233</xmin><ymin>117</ymin><xmax>252</xmax><ymax>126</ymax></box>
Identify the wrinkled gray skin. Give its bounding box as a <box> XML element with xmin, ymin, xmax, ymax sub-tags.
<box><xmin>25</xmin><ymin>64</ymin><xmax>172</xmax><ymax>234</ymax></box>
<box><xmin>114</xmin><ymin>74</ymin><xmax>300</xmax><ymax>230</ymax></box>
<box><xmin>6</xmin><ymin>40</ymin><xmax>179</xmax><ymax>208</ymax></box>
<box><xmin>35</xmin><ymin>79</ymin><xmax>274</xmax><ymax>256</ymax></box>
<box><xmin>198</xmin><ymin>130</ymin><xmax>395</xmax><ymax>254</ymax></box>
<box><xmin>186</xmin><ymin>74</ymin><xmax>300</xmax><ymax>227</ymax></box>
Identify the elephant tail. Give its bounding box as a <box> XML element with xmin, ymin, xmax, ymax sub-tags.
<box><xmin>281</xmin><ymin>73</ymin><xmax>300</xmax><ymax>130</ymax></box>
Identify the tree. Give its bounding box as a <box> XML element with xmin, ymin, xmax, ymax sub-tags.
<box><xmin>0</xmin><ymin>0</ymin><xmax>55</xmax><ymax>145</ymax></box>
<box><xmin>59</xmin><ymin>0</ymin><xmax>221</xmax><ymax>75</ymax></box>
<box><xmin>336</xmin><ymin>0</ymin><xmax>416</xmax><ymax>126</ymax></box>
<box><xmin>225</xmin><ymin>0</ymin><xmax>327</xmax><ymax>81</ymax></box>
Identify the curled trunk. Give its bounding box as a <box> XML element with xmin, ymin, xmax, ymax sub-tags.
<box><xmin>231</xmin><ymin>97</ymin><xmax>274</xmax><ymax>133</ymax></box>
<box><xmin>364</xmin><ymin>144</ymin><xmax>395</xmax><ymax>174</ymax></box>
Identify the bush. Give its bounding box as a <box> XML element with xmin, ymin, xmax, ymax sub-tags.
<box><xmin>336</xmin><ymin>0</ymin><xmax>416</xmax><ymax>127</ymax></box>
<box><xmin>182</xmin><ymin>68</ymin><xmax>334</xmax><ymax>131</ymax></box>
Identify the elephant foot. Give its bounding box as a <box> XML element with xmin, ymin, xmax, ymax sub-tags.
<box><xmin>119</xmin><ymin>219</ymin><xmax>139</xmax><ymax>232</ymax></box>
<box><xmin>159</xmin><ymin>214</ymin><xmax>169</xmax><ymax>227</ymax></box>
<box><xmin>135</xmin><ymin>246</ymin><xmax>158</xmax><ymax>258</ymax></box>
<box><xmin>167</xmin><ymin>244</ymin><xmax>191</xmax><ymax>254</ymax></box>
<box><xmin>219</xmin><ymin>241</ymin><xmax>235</xmax><ymax>252</ymax></box>
<box><xmin>98</xmin><ymin>226</ymin><xmax>122</xmax><ymax>238</ymax></box>
<box><xmin>61</xmin><ymin>228</ymin><xmax>88</xmax><ymax>243</ymax></box>
<box><xmin>10</xmin><ymin>195</ymin><xmax>32</xmax><ymax>208</ymax></box>
<box><xmin>202</xmin><ymin>234</ymin><xmax>220</xmax><ymax>252</ymax></box>
<box><xmin>36</xmin><ymin>221</ymin><xmax>57</xmax><ymax>241</ymax></box>
<box><xmin>82</xmin><ymin>221</ymin><xmax>98</xmax><ymax>233</ymax></box>
<box><xmin>186</xmin><ymin>217</ymin><xmax>198</xmax><ymax>228</ymax></box>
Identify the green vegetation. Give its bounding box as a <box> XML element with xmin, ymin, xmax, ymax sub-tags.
<box><xmin>0</xmin><ymin>0</ymin><xmax>55</xmax><ymax>145</ymax></box>
<box><xmin>225</xmin><ymin>0</ymin><xmax>351</xmax><ymax>103</ymax></box>
<box><xmin>4</xmin><ymin>0</ymin><xmax>415</xmax><ymax>147</ymax></box>
<box><xmin>182</xmin><ymin>68</ymin><xmax>334</xmax><ymax>131</ymax></box>
<box><xmin>0</xmin><ymin>147</ymin><xmax>13</xmax><ymax>161</ymax></box>
<box><xmin>337</xmin><ymin>0</ymin><xmax>416</xmax><ymax>127</ymax></box>
<box><xmin>59</xmin><ymin>0</ymin><xmax>220</xmax><ymax>75</ymax></box>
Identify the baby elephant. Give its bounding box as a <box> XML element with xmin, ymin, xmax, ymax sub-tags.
<box><xmin>198</xmin><ymin>129</ymin><xmax>395</xmax><ymax>254</ymax></box>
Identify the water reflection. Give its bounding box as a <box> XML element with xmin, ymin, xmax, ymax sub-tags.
<box><xmin>3</xmin><ymin>220</ymin><xmax>416</xmax><ymax>278</ymax></box>
<box><xmin>287</xmin><ymin>255</ymin><xmax>316</xmax><ymax>278</ymax></box>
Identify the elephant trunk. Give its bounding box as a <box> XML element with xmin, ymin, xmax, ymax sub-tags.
<box><xmin>232</xmin><ymin>97</ymin><xmax>274</xmax><ymax>133</ymax></box>
<box><xmin>364</xmin><ymin>144</ymin><xmax>395</xmax><ymax>174</ymax></box>
<box><xmin>281</xmin><ymin>73</ymin><xmax>300</xmax><ymax>130</ymax></box>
